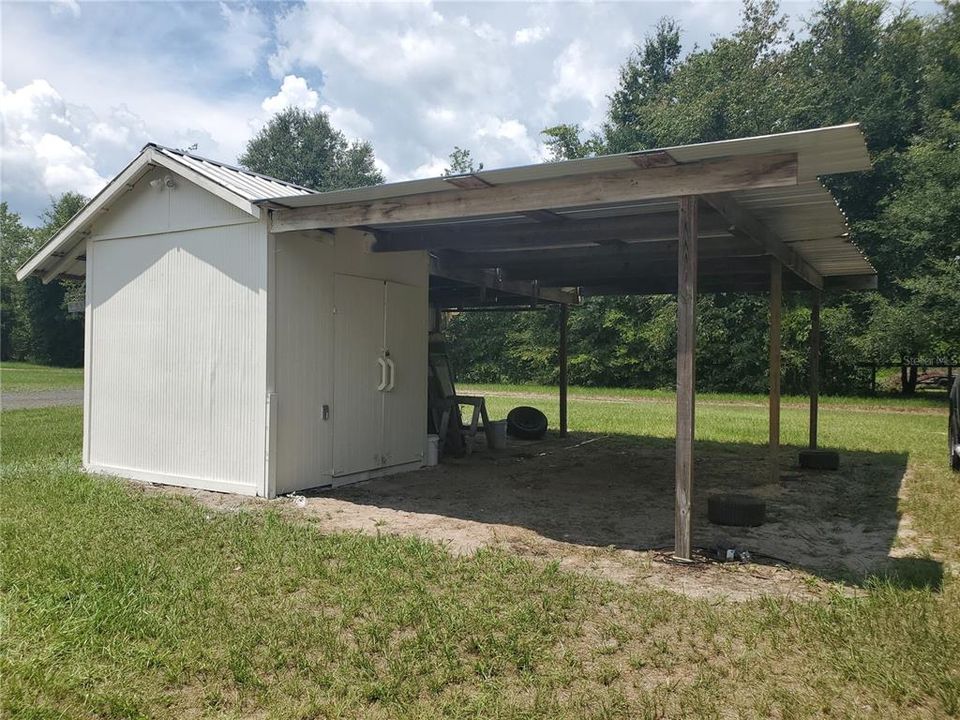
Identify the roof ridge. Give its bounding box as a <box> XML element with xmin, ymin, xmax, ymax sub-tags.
<box><xmin>143</xmin><ymin>142</ymin><xmax>318</xmax><ymax>194</ymax></box>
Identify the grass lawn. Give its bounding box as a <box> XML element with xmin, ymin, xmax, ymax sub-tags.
<box><xmin>2</xmin><ymin>394</ymin><xmax>959</xmax><ymax>718</ymax></box>
<box><xmin>1</xmin><ymin>362</ymin><xmax>83</xmax><ymax>393</ymax></box>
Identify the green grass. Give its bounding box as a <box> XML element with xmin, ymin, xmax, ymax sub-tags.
<box><xmin>2</xmin><ymin>397</ymin><xmax>960</xmax><ymax>718</ymax></box>
<box><xmin>460</xmin><ymin>382</ymin><xmax>949</xmax><ymax>410</ymax></box>
<box><xmin>1</xmin><ymin>362</ymin><xmax>83</xmax><ymax>393</ymax></box>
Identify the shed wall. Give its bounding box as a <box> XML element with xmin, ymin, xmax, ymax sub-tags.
<box><xmin>272</xmin><ymin>228</ymin><xmax>429</xmax><ymax>495</ymax></box>
<box><xmin>85</xmin><ymin>176</ymin><xmax>268</xmax><ymax>495</ymax></box>
<box><xmin>92</xmin><ymin>166</ymin><xmax>255</xmax><ymax>241</ymax></box>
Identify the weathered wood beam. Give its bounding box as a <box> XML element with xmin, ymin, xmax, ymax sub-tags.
<box><xmin>272</xmin><ymin>153</ymin><xmax>798</xmax><ymax>233</ymax></box>
<box><xmin>439</xmin><ymin>235</ymin><xmax>758</xmax><ymax>269</ymax></box>
<box><xmin>502</xmin><ymin>255</ymin><xmax>771</xmax><ymax>285</ymax></box>
<box><xmin>559</xmin><ymin>304</ymin><xmax>569</xmax><ymax>438</ymax></box>
<box><xmin>702</xmin><ymin>193</ymin><xmax>823</xmax><ymax>290</ymax></box>
<box><xmin>674</xmin><ymin>195</ymin><xmax>698</xmax><ymax>562</ymax></box>
<box><xmin>769</xmin><ymin>258</ymin><xmax>783</xmax><ymax>481</ymax></box>
<box><xmin>809</xmin><ymin>289</ymin><xmax>821</xmax><ymax>449</ymax></box>
<box><xmin>372</xmin><ymin>211</ymin><xmax>732</xmax><ymax>253</ymax></box>
<box><xmin>429</xmin><ymin>256</ymin><xmax>576</xmax><ymax>305</ymax></box>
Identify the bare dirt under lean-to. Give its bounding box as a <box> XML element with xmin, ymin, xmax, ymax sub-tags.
<box><xmin>138</xmin><ymin>431</ymin><xmax>924</xmax><ymax>601</ymax></box>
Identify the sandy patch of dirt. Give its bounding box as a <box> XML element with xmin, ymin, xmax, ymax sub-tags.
<box><xmin>139</xmin><ymin>432</ymin><xmax>919</xmax><ymax>602</ymax></box>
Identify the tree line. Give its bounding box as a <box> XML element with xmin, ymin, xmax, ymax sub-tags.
<box><xmin>3</xmin><ymin>0</ymin><xmax>956</xmax><ymax>395</ymax></box>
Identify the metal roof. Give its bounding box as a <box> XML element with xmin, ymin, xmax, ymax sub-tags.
<box><xmin>17</xmin><ymin>144</ymin><xmax>315</xmax><ymax>282</ymax></box>
<box><xmin>149</xmin><ymin>144</ymin><xmax>316</xmax><ymax>201</ymax></box>
<box><xmin>265</xmin><ymin>124</ymin><xmax>870</xmax><ymax>209</ymax></box>
<box><xmin>20</xmin><ymin>124</ymin><xmax>875</xmax><ymax>287</ymax></box>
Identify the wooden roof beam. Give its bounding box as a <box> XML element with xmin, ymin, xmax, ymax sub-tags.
<box><xmin>371</xmin><ymin>211</ymin><xmax>732</xmax><ymax>253</ymax></box>
<box><xmin>443</xmin><ymin>236</ymin><xmax>761</xmax><ymax>271</ymax></box>
<box><xmin>429</xmin><ymin>256</ymin><xmax>577</xmax><ymax>306</ymax></box>
<box><xmin>271</xmin><ymin>153</ymin><xmax>798</xmax><ymax>233</ymax></box>
<box><xmin>511</xmin><ymin>257</ymin><xmax>775</xmax><ymax>287</ymax></box>
<box><xmin>701</xmin><ymin>193</ymin><xmax>823</xmax><ymax>290</ymax></box>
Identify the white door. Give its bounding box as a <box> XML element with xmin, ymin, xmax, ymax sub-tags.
<box><xmin>381</xmin><ymin>281</ymin><xmax>428</xmax><ymax>467</ymax></box>
<box><xmin>332</xmin><ymin>274</ymin><xmax>386</xmax><ymax>476</ymax></box>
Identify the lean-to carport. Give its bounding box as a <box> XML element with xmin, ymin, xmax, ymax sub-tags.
<box><xmin>262</xmin><ymin>124</ymin><xmax>876</xmax><ymax>560</ymax></box>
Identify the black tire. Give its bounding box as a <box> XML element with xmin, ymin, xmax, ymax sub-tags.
<box><xmin>707</xmin><ymin>494</ymin><xmax>767</xmax><ymax>527</ymax></box>
<box><xmin>506</xmin><ymin>406</ymin><xmax>548</xmax><ymax>440</ymax></box>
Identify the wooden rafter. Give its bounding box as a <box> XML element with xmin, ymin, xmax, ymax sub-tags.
<box><xmin>701</xmin><ymin>192</ymin><xmax>823</xmax><ymax>290</ymax></box>
<box><xmin>428</xmin><ymin>256</ymin><xmax>577</xmax><ymax>305</ymax></box>
<box><xmin>372</xmin><ymin>211</ymin><xmax>732</xmax><ymax>253</ymax></box>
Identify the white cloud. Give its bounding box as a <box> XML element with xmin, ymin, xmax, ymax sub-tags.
<box><xmin>34</xmin><ymin>133</ymin><xmax>107</xmax><ymax>196</ymax></box>
<box><xmin>218</xmin><ymin>2</ymin><xmax>268</xmax><ymax>71</ymax></box>
<box><xmin>513</xmin><ymin>25</ymin><xmax>549</xmax><ymax>46</ymax></box>
<box><xmin>261</xmin><ymin>75</ymin><xmax>319</xmax><ymax>115</ymax></box>
<box><xmin>49</xmin><ymin>0</ymin><xmax>80</xmax><ymax>19</ymax></box>
<box><xmin>0</xmin><ymin>80</ymin><xmax>111</xmax><ymax>209</ymax></box>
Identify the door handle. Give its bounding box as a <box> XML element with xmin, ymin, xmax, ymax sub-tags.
<box><xmin>385</xmin><ymin>358</ymin><xmax>396</xmax><ymax>391</ymax></box>
<box><xmin>377</xmin><ymin>357</ymin><xmax>387</xmax><ymax>391</ymax></box>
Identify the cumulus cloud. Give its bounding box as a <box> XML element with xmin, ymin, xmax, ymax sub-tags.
<box><xmin>261</xmin><ymin>74</ymin><xmax>320</xmax><ymax>115</ymax></box>
<box><xmin>218</xmin><ymin>2</ymin><xmax>268</xmax><ymax>71</ymax></box>
<box><xmin>0</xmin><ymin>80</ymin><xmax>112</xmax><ymax>214</ymax></box>
<box><xmin>513</xmin><ymin>25</ymin><xmax>549</xmax><ymax>46</ymax></box>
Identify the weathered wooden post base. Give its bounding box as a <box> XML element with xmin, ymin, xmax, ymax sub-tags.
<box><xmin>798</xmin><ymin>448</ymin><xmax>840</xmax><ymax>470</ymax></box>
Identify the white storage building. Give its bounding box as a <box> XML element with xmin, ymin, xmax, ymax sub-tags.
<box><xmin>17</xmin><ymin>145</ymin><xmax>429</xmax><ymax>497</ymax></box>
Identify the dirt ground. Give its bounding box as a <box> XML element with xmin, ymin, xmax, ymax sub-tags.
<box><xmin>143</xmin><ymin>431</ymin><xmax>923</xmax><ymax>601</ymax></box>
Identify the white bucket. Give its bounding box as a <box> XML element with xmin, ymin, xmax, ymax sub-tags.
<box><xmin>489</xmin><ymin>420</ymin><xmax>507</xmax><ymax>450</ymax></box>
<box><xmin>425</xmin><ymin>434</ymin><xmax>440</xmax><ymax>466</ymax></box>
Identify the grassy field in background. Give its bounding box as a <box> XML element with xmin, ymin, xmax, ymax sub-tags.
<box><xmin>460</xmin><ymin>382</ymin><xmax>950</xmax><ymax>410</ymax></box>
<box><xmin>1</xmin><ymin>362</ymin><xmax>83</xmax><ymax>393</ymax></box>
<box><xmin>2</xmin><ymin>392</ymin><xmax>959</xmax><ymax>718</ymax></box>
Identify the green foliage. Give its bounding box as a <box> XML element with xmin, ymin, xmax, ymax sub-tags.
<box><xmin>239</xmin><ymin>107</ymin><xmax>383</xmax><ymax>191</ymax></box>
<box><xmin>0</xmin><ymin>203</ymin><xmax>33</xmax><ymax>361</ymax></box>
<box><xmin>442</xmin><ymin>146</ymin><xmax>483</xmax><ymax>175</ymax></box>
<box><xmin>1</xmin><ymin>194</ymin><xmax>86</xmax><ymax>367</ymax></box>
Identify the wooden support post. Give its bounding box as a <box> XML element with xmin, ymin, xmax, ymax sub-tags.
<box><xmin>674</xmin><ymin>196</ymin><xmax>698</xmax><ymax>561</ymax></box>
<box><xmin>559</xmin><ymin>304</ymin><xmax>569</xmax><ymax>438</ymax></box>
<box><xmin>769</xmin><ymin>259</ymin><xmax>782</xmax><ymax>481</ymax></box>
<box><xmin>808</xmin><ymin>290</ymin><xmax>821</xmax><ymax>450</ymax></box>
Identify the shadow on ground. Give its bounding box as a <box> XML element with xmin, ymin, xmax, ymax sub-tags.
<box><xmin>313</xmin><ymin>432</ymin><xmax>940</xmax><ymax>591</ymax></box>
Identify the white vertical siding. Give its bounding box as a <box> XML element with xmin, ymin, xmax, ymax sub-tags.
<box><xmin>87</xmin><ymin>220</ymin><xmax>268</xmax><ymax>495</ymax></box>
<box><xmin>273</xmin><ymin>228</ymin><xmax>428</xmax><ymax>495</ymax></box>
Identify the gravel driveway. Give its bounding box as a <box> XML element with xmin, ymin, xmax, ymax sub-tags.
<box><xmin>2</xmin><ymin>389</ymin><xmax>83</xmax><ymax>410</ymax></box>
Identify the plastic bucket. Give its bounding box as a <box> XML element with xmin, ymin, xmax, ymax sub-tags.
<box><xmin>425</xmin><ymin>434</ymin><xmax>440</xmax><ymax>466</ymax></box>
<box><xmin>489</xmin><ymin>420</ymin><xmax>508</xmax><ymax>450</ymax></box>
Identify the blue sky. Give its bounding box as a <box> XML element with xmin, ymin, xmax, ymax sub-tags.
<box><xmin>1</xmin><ymin>0</ymin><xmax>939</xmax><ymax>223</ymax></box>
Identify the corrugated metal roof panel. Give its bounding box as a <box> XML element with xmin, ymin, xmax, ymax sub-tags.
<box><xmin>265</xmin><ymin>124</ymin><xmax>870</xmax><ymax>209</ymax></box>
<box><xmin>152</xmin><ymin>145</ymin><xmax>316</xmax><ymax>201</ymax></box>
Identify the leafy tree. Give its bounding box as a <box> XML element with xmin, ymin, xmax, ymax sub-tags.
<box><xmin>239</xmin><ymin>108</ymin><xmax>383</xmax><ymax>191</ymax></box>
<box><xmin>18</xmin><ymin>193</ymin><xmax>87</xmax><ymax>367</ymax></box>
<box><xmin>0</xmin><ymin>204</ymin><xmax>34</xmax><ymax>360</ymax></box>
<box><xmin>442</xmin><ymin>146</ymin><xmax>483</xmax><ymax>176</ymax></box>
<box><xmin>541</xmin><ymin>124</ymin><xmax>603</xmax><ymax>161</ymax></box>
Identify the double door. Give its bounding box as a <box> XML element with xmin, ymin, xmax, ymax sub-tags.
<box><xmin>332</xmin><ymin>274</ymin><xmax>425</xmax><ymax>477</ymax></box>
